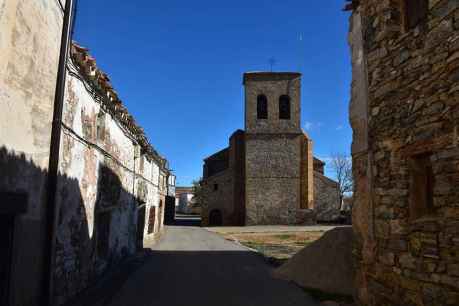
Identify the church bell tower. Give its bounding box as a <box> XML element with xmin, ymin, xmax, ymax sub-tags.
<box><xmin>243</xmin><ymin>72</ymin><xmax>311</xmax><ymax>225</ymax></box>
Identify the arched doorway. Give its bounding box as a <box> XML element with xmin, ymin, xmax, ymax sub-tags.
<box><xmin>208</xmin><ymin>209</ymin><xmax>223</xmax><ymax>226</ymax></box>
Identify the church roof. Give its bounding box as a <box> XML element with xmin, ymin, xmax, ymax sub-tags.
<box><xmin>243</xmin><ymin>72</ymin><xmax>302</xmax><ymax>84</ymax></box>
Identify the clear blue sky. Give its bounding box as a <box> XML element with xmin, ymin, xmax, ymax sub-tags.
<box><xmin>74</xmin><ymin>0</ymin><xmax>352</xmax><ymax>186</ymax></box>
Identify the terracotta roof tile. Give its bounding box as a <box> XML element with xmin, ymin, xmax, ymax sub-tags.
<box><xmin>70</xmin><ymin>41</ymin><xmax>168</xmax><ymax>169</ymax></box>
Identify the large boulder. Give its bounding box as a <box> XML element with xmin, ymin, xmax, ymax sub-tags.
<box><xmin>273</xmin><ymin>227</ymin><xmax>354</xmax><ymax>296</ymax></box>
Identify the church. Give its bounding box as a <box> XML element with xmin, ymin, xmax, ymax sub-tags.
<box><xmin>201</xmin><ymin>72</ymin><xmax>340</xmax><ymax>226</ymax></box>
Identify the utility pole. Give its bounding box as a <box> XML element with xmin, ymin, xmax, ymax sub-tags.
<box><xmin>269</xmin><ymin>57</ymin><xmax>276</xmax><ymax>72</ymax></box>
<box><xmin>43</xmin><ymin>0</ymin><xmax>75</xmax><ymax>305</ymax></box>
<box><xmin>298</xmin><ymin>33</ymin><xmax>303</xmax><ymax>72</ymax></box>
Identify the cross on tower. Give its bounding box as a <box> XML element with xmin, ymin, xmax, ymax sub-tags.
<box><xmin>268</xmin><ymin>57</ymin><xmax>277</xmax><ymax>72</ymax></box>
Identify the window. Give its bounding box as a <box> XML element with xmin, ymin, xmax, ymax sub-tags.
<box><xmin>96</xmin><ymin>111</ymin><xmax>106</xmax><ymax>141</ymax></box>
<box><xmin>402</xmin><ymin>0</ymin><xmax>428</xmax><ymax>30</ymax></box>
<box><xmin>279</xmin><ymin>95</ymin><xmax>291</xmax><ymax>120</ymax></box>
<box><xmin>257</xmin><ymin>95</ymin><xmax>268</xmax><ymax>119</ymax></box>
<box><xmin>213</xmin><ymin>184</ymin><xmax>219</xmax><ymax>191</ymax></box>
<box><xmin>409</xmin><ymin>153</ymin><xmax>435</xmax><ymax>220</ymax></box>
<box><xmin>98</xmin><ymin>164</ymin><xmax>121</xmax><ymax>207</ymax></box>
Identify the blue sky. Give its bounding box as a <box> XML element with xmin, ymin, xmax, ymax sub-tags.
<box><xmin>74</xmin><ymin>0</ymin><xmax>352</xmax><ymax>186</ymax></box>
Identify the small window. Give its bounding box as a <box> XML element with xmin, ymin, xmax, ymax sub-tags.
<box><xmin>279</xmin><ymin>95</ymin><xmax>291</xmax><ymax>120</ymax></box>
<box><xmin>213</xmin><ymin>184</ymin><xmax>218</xmax><ymax>191</ymax></box>
<box><xmin>409</xmin><ymin>153</ymin><xmax>435</xmax><ymax>220</ymax></box>
<box><xmin>402</xmin><ymin>0</ymin><xmax>428</xmax><ymax>30</ymax></box>
<box><xmin>257</xmin><ymin>95</ymin><xmax>268</xmax><ymax>119</ymax></box>
<box><xmin>96</xmin><ymin>111</ymin><xmax>106</xmax><ymax>141</ymax></box>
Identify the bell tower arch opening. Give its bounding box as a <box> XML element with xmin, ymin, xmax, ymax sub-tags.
<box><xmin>244</xmin><ymin>72</ymin><xmax>301</xmax><ymax>134</ymax></box>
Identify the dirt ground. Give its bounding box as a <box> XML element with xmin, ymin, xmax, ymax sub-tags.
<box><xmin>221</xmin><ymin>231</ymin><xmax>326</xmax><ymax>264</ymax></box>
<box><xmin>217</xmin><ymin>228</ymin><xmax>356</xmax><ymax>306</ymax></box>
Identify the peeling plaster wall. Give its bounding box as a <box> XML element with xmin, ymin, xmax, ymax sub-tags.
<box><xmin>0</xmin><ymin>0</ymin><xmax>64</xmax><ymax>305</ymax></box>
<box><xmin>348</xmin><ymin>8</ymin><xmax>375</xmax><ymax>305</ymax></box>
<box><xmin>52</xmin><ymin>61</ymin><xmax>164</xmax><ymax>305</ymax></box>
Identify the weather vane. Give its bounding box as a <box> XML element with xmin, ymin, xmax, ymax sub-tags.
<box><xmin>269</xmin><ymin>57</ymin><xmax>277</xmax><ymax>72</ymax></box>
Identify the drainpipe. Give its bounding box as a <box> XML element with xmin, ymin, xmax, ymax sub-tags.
<box><xmin>43</xmin><ymin>0</ymin><xmax>75</xmax><ymax>305</ymax></box>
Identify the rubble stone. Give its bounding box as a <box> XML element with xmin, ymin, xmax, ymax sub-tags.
<box><xmin>348</xmin><ymin>0</ymin><xmax>459</xmax><ymax>305</ymax></box>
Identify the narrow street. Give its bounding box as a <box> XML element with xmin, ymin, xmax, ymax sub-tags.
<box><xmin>106</xmin><ymin>226</ymin><xmax>320</xmax><ymax>306</ymax></box>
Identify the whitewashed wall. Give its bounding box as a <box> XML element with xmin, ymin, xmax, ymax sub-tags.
<box><xmin>53</xmin><ymin>60</ymin><xmax>167</xmax><ymax>304</ymax></box>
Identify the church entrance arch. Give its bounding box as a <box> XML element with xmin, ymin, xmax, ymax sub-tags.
<box><xmin>208</xmin><ymin>210</ymin><xmax>223</xmax><ymax>226</ymax></box>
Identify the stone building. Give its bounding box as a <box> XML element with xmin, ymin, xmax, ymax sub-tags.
<box><xmin>175</xmin><ymin>186</ymin><xmax>197</xmax><ymax>214</ymax></box>
<box><xmin>347</xmin><ymin>0</ymin><xmax>459</xmax><ymax>305</ymax></box>
<box><xmin>0</xmin><ymin>1</ymin><xmax>173</xmax><ymax>305</ymax></box>
<box><xmin>201</xmin><ymin>72</ymin><xmax>340</xmax><ymax>226</ymax></box>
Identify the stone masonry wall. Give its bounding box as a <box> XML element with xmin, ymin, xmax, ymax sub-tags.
<box><xmin>0</xmin><ymin>1</ymin><xmax>64</xmax><ymax>305</ymax></box>
<box><xmin>301</xmin><ymin>134</ymin><xmax>314</xmax><ymax>210</ymax></box>
<box><xmin>201</xmin><ymin>170</ymin><xmax>233</xmax><ymax>226</ymax></box>
<box><xmin>244</xmin><ymin>73</ymin><xmax>304</xmax><ymax>225</ymax></box>
<box><xmin>230</xmin><ymin>130</ymin><xmax>246</xmax><ymax>226</ymax></box>
<box><xmin>349</xmin><ymin>1</ymin><xmax>459</xmax><ymax>305</ymax></box>
<box><xmin>244</xmin><ymin>73</ymin><xmax>301</xmax><ymax>135</ymax></box>
<box><xmin>245</xmin><ymin>133</ymin><xmax>302</xmax><ymax>225</ymax></box>
<box><xmin>314</xmin><ymin>172</ymin><xmax>341</xmax><ymax>222</ymax></box>
<box><xmin>201</xmin><ymin>130</ymin><xmax>245</xmax><ymax>226</ymax></box>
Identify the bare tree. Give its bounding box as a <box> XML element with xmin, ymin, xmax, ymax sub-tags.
<box><xmin>191</xmin><ymin>178</ymin><xmax>203</xmax><ymax>207</ymax></box>
<box><xmin>330</xmin><ymin>153</ymin><xmax>353</xmax><ymax>207</ymax></box>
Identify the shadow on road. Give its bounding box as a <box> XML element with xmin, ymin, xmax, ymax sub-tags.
<box><xmin>107</xmin><ymin>250</ymin><xmax>320</xmax><ymax>306</ymax></box>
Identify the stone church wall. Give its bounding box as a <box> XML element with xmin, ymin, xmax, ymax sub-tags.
<box><xmin>244</xmin><ymin>72</ymin><xmax>303</xmax><ymax>225</ymax></box>
<box><xmin>201</xmin><ymin>130</ymin><xmax>245</xmax><ymax>226</ymax></box>
<box><xmin>301</xmin><ymin>134</ymin><xmax>314</xmax><ymax>209</ymax></box>
<box><xmin>201</xmin><ymin>170</ymin><xmax>234</xmax><ymax>226</ymax></box>
<box><xmin>314</xmin><ymin>172</ymin><xmax>341</xmax><ymax>222</ymax></box>
<box><xmin>349</xmin><ymin>1</ymin><xmax>459</xmax><ymax>305</ymax></box>
<box><xmin>245</xmin><ymin>134</ymin><xmax>302</xmax><ymax>225</ymax></box>
<box><xmin>202</xmin><ymin>73</ymin><xmax>334</xmax><ymax>226</ymax></box>
<box><xmin>244</xmin><ymin>73</ymin><xmax>301</xmax><ymax>134</ymax></box>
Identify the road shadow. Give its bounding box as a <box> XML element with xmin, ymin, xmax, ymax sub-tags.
<box><xmin>106</xmin><ymin>250</ymin><xmax>321</xmax><ymax>306</ymax></box>
<box><xmin>170</xmin><ymin>213</ymin><xmax>202</xmax><ymax>227</ymax></box>
<box><xmin>0</xmin><ymin>146</ymin><xmax>148</xmax><ymax>306</ymax></box>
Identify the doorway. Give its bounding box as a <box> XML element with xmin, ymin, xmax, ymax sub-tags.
<box><xmin>209</xmin><ymin>209</ymin><xmax>223</xmax><ymax>226</ymax></box>
<box><xmin>0</xmin><ymin>214</ymin><xmax>14</xmax><ymax>306</ymax></box>
<box><xmin>136</xmin><ymin>205</ymin><xmax>146</xmax><ymax>250</ymax></box>
<box><xmin>164</xmin><ymin>196</ymin><xmax>176</xmax><ymax>225</ymax></box>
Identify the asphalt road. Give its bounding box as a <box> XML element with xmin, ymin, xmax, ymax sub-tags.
<box><xmin>107</xmin><ymin>226</ymin><xmax>320</xmax><ymax>306</ymax></box>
